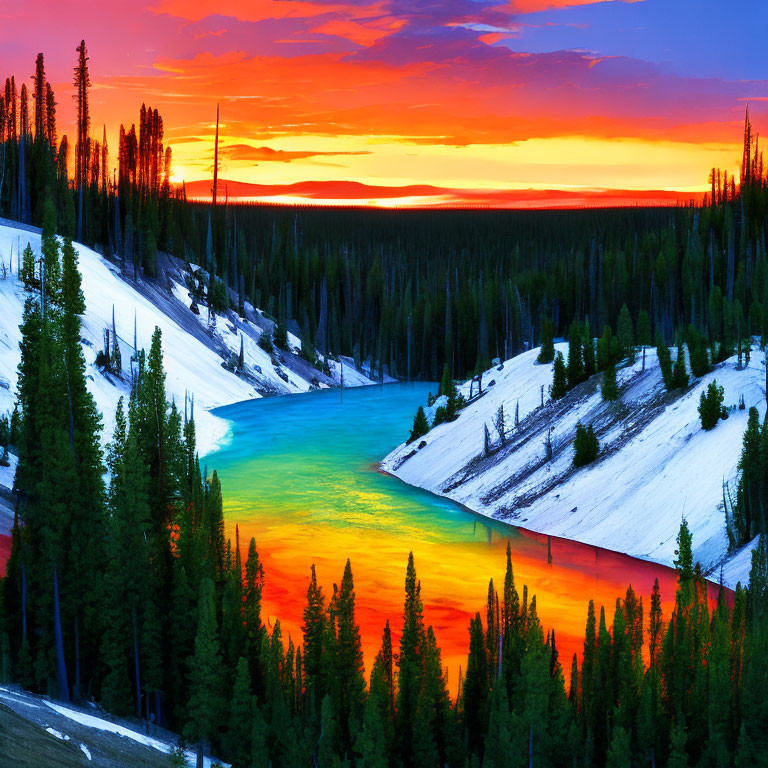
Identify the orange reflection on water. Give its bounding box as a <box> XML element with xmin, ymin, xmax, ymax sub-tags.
<box><xmin>213</xmin><ymin>384</ymin><xmax>686</xmax><ymax>696</ymax></box>
<box><xmin>231</xmin><ymin>515</ymin><xmax>682</xmax><ymax>696</ymax></box>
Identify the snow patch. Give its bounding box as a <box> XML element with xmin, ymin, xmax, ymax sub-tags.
<box><xmin>43</xmin><ymin>700</ymin><xmax>229</xmax><ymax>767</ymax></box>
<box><xmin>45</xmin><ymin>726</ymin><xmax>70</xmax><ymax>741</ymax></box>
<box><xmin>0</xmin><ymin>222</ymin><xmax>376</xmax><ymax>465</ymax></box>
<box><xmin>0</xmin><ymin>686</ymin><xmax>42</xmax><ymax>709</ymax></box>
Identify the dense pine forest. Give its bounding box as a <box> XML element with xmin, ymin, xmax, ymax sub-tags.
<box><xmin>1</xmin><ymin>41</ymin><xmax>768</xmax><ymax>767</ymax></box>
<box><xmin>3</xmin><ymin>47</ymin><xmax>768</xmax><ymax>386</ymax></box>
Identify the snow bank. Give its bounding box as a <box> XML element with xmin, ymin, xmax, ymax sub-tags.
<box><xmin>43</xmin><ymin>700</ymin><xmax>228</xmax><ymax>768</ymax></box>
<box><xmin>0</xmin><ymin>222</ymin><xmax>376</xmax><ymax>459</ymax></box>
<box><xmin>383</xmin><ymin>343</ymin><xmax>764</xmax><ymax>588</ymax></box>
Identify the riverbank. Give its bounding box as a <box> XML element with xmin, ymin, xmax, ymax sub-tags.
<box><xmin>382</xmin><ymin>345</ymin><xmax>761</xmax><ymax>588</ymax></box>
<box><xmin>0</xmin><ymin>219</ymin><xmax>387</xmax><ymax>575</ymax></box>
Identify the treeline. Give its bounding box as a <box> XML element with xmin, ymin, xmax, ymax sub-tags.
<box><xmin>4</xmin><ymin>45</ymin><xmax>768</xmax><ymax>388</ymax></box>
<box><xmin>1</xmin><ymin>42</ymin><xmax>179</xmax><ymax>280</ymax></box>
<box><xmin>158</xmin><ymin>108</ymin><xmax>768</xmax><ymax>384</ymax></box>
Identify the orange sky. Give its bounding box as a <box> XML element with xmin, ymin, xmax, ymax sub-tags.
<box><xmin>2</xmin><ymin>0</ymin><xmax>766</xmax><ymax>206</ymax></box>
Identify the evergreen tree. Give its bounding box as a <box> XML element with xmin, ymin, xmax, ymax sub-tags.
<box><xmin>185</xmin><ymin>577</ymin><xmax>226</xmax><ymax>752</ymax></box>
<box><xmin>597</xmin><ymin>325</ymin><xmax>614</xmax><ymax>372</ymax></box>
<box><xmin>481</xmin><ymin>684</ymin><xmax>513</xmax><ymax>768</ymax></box>
<box><xmin>583</xmin><ymin>323</ymin><xmax>596</xmax><ymax>377</ymax></box>
<box><xmin>463</xmin><ymin>612</ymin><xmax>489</xmax><ymax>757</ymax></box>
<box><xmin>674</xmin><ymin>520</ymin><xmax>694</xmax><ymax>583</ymax></box>
<box><xmin>606</xmin><ymin>725</ymin><xmax>632</xmax><ymax>768</ymax></box>
<box><xmin>699</xmin><ymin>380</ymin><xmax>725</xmax><ymax>430</ymax></box>
<box><xmin>19</xmin><ymin>243</ymin><xmax>36</xmax><ymax>289</ymax></box>
<box><xmin>637</xmin><ymin>311</ymin><xmax>651</xmax><ymax>349</ymax></box>
<box><xmin>667</xmin><ymin>722</ymin><xmax>690</xmax><ymax>768</ymax></box>
<box><xmin>101</xmin><ymin>400</ymin><xmax>152</xmax><ymax>718</ymax></box>
<box><xmin>334</xmin><ymin>559</ymin><xmax>366</xmax><ymax>755</ymax></box>
<box><xmin>439</xmin><ymin>363</ymin><xmax>455</xmax><ymax>398</ymax></box>
<box><xmin>601</xmin><ymin>362</ymin><xmax>619</xmax><ymax>401</ymax></box>
<box><xmin>395</xmin><ymin>552</ymin><xmax>425</xmax><ymax>767</ymax></box>
<box><xmin>244</xmin><ymin>538</ymin><xmax>265</xmax><ymax>690</ymax></box>
<box><xmin>573</xmin><ymin>423</ymin><xmax>599</xmax><ymax>467</ymax></box>
<box><xmin>551</xmin><ymin>351</ymin><xmax>568</xmax><ymax>400</ymax></box>
<box><xmin>617</xmin><ymin>304</ymin><xmax>635</xmax><ymax>363</ymax></box>
<box><xmin>274</xmin><ymin>321</ymin><xmax>289</xmax><ymax>349</ymax></box>
<box><xmin>355</xmin><ymin>625</ymin><xmax>393</xmax><ymax>767</ymax></box>
<box><xmin>225</xmin><ymin>657</ymin><xmax>254</xmax><ymax>767</ymax></box>
<box><xmin>656</xmin><ymin>334</ymin><xmax>673</xmax><ymax>389</ymax></box>
<box><xmin>40</xmin><ymin>199</ymin><xmax>61</xmax><ymax>301</ymax></box>
<box><xmin>303</xmin><ymin>563</ymin><xmax>328</xmax><ymax>715</ymax></box>
<box><xmin>672</xmin><ymin>345</ymin><xmax>689</xmax><ymax>389</ymax></box>
<box><xmin>734</xmin><ymin>407</ymin><xmax>761</xmax><ymax>545</ymax></box>
<box><xmin>566</xmin><ymin>321</ymin><xmax>585</xmax><ymax>389</ymax></box>
<box><xmin>687</xmin><ymin>326</ymin><xmax>710</xmax><ymax>378</ymax></box>
<box><xmin>537</xmin><ymin>316</ymin><xmax>555</xmax><ymax>364</ymax></box>
<box><xmin>407</xmin><ymin>406</ymin><xmax>429</xmax><ymax>444</ymax></box>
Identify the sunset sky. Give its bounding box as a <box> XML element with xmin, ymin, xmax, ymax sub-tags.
<box><xmin>2</xmin><ymin>0</ymin><xmax>767</xmax><ymax>206</ymax></box>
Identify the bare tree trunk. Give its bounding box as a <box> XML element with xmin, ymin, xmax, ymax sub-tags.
<box><xmin>21</xmin><ymin>560</ymin><xmax>27</xmax><ymax>642</ymax></box>
<box><xmin>53</xmin><ymin>566</ymin><xmax>70</xmax><ymax>702</ymax></box>
<box><xmin>77</xmin><ymin>184</ymin><xmax>84</xmax><ymax>242</ymax></box>
<box><xmin>73</xmin><ymin>616</ymin><xmax>81</xmax><ymax>701</ymax></box>
<box><xmin>133</xmin><ymin>605</ymin><xmax>141</xmax><ymax>719</ymax></box>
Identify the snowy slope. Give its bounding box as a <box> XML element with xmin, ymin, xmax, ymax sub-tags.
<box><xmin>0</xmin><ymin>221</ymin><xmax>375</xmax><ymax>457</ymax></box>
<box><xmin>383</xmin><ymin>343</ymin><xmax>764</xmax><ymax>587</ymax></box>
<box><xmin>0</xmin><ymin>685</ymin><xmax>227</xmax><ymax>767</ymax></box>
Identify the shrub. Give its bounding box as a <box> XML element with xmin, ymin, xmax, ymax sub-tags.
<box><xmin>258</xmin><ymin>333</ymin><xmax>274</xmax><ymax>354</ymax></box>
<box><xmin>699</xmin><ymin>380</ymin><xmax>725</xmax><ymax>430</ymax></box>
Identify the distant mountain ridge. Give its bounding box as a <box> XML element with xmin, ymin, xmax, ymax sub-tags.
<box><xmin>181</xmin><ymin>178</ymin><xmax>705</xmax><ymax>208</ymax></box>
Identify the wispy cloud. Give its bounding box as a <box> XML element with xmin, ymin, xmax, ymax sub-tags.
<box><xmin>0</xmin><ymin>0</ymin><xmax>763</xmax><ymax>205</ymax></box>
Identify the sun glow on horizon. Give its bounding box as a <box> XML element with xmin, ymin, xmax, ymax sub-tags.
<box><xmin>3</xmin><ymin>0</ymin><xmax>763</xmax><ymax>207</ymax></box>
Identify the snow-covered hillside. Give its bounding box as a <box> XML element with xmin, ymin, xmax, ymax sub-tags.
<box><xmin>0</xmin><ymin>220</ymin><xmax>375</xmax><ymax>456</ymax></box>
<box><xmin>0</xmin><ymin>684</ymin><xmax>227</xmax><ymax>767</ymax></box>
<box><xmin>383</xmin><ymin>343</ymin><xmax>764</xmax><ymax>587</ymax></box>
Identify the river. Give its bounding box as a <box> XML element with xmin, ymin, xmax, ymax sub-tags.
<box><xmin>210</xmin><ymin>382</ymin><xmax>682</xmax><ymax>694</ymax></box>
